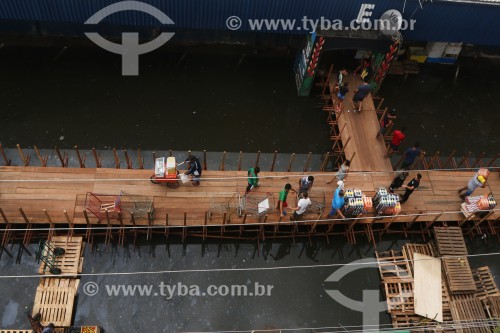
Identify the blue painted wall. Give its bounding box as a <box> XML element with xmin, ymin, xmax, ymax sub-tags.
<box><xmin>0</xmin><ymin>0</ymin><xmax>499</xmax><ymax>45</ymax></box>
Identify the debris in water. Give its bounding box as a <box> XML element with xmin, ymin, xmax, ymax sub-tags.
<box><xmin>59</xmin><ymin>136</ymin><xmax>64</xmax><ymax>140</ymax></box>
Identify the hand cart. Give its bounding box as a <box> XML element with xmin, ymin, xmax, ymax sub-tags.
<box><xmin>150</xmin><ymin>157</ymin><xmax>186</xmax><ymax>189</ymax></box>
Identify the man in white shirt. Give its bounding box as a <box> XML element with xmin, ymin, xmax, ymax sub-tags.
<box><xmin>290</xmin><ymin>191</ymin><xmax>312</xmax><ymax>221</ymax></box>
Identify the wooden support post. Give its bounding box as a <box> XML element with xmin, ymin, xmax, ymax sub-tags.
<box><xmin>113</xmin><ymin>148</ymin><xmax>120</xmax><ymax>169</ymax></box>
<box><xmin>320</xmin><ymin>152</ymin><xmax>330</xmax><ymax>172</ymax></box>
<box><xmin>376</xmin><ymin>98</ymin><xmax>385</xmax><ymax>113</ymax></box>
<box><xmin>43</xmin><ymin>209</ymin><xmax>55</xmax><ymax>241</ymax></box>
<box><xmin>221</xmin><ymin>213</ymin><xmax>226</xmax><ymax>236</ymax></box>
<box><xmin>465</xmin><ymin>211</ymin><xmax>494</xmax><ymax>236</ymax></box>
<box><xmin>74</xmin><ymin>146</ymin><xmax>86</xmax><ymax>168</ymax></box>
<box><xmin>239</xmin><ymin>214</ymin><xmax>247</xmax><ymax>237</ymax></box>
<box><xmin>55</xmin><ymin>146</ymin><xmax>68</xmax><ymax>167</ymax></box>
<box><xmin>237</xmin><ymin>151</ymin><xmax>243</xmax><ymax>171</ymax></box>
<box><xmin>270</xmin><ymin>150</ymin><xmax>278</xmax><ymax>172</ymax></box>
<box><xmin>182</xmin><ymin>212</ymin><xmax>187</xmax><ymax>243</ymax></box>
<box><xmin>418</xmin><ymin>152</ymin><xmax>429</xmax><ymax>170</ymax></box>
<box><xmin>220</xmin><ymin>151</ymin><xmax>226</xmax><ymax>171</ymax></box>
<box><xmin>187</xmin><ymin>150</ymin><xmax>191</xmax><ymax>159</ymax></box>
<box><xmin>378</xmin><ymin>107</ymin><xmax>388</xmax><ymax>122</ymax></box>
<box><xmin>403</xmin><ymin>211</ymin><xmax>423</xmax><ymax>236</ymax></box>
<box><xmin>471</xmin><ymin>152</ymin><xmax>485</xmax><ymax>168</ymax></box>
<box><xmin>287</xmin><ymin>153</ymin><xmax>296</xmax><ymax>172</ymax></box>
<box><xmin>203</xmin><ymin>150</ymin><xmax>207</xmax><ymax>170</ymax></box>
<box><xmin>0</xmin><ymin>144</ymin><xmax>11</xmax><ymax>166</ymax></box>
<box><xmin>422</xmin><ymin>212</ymin><xmax>443</xmax><ymax>235</ymax></box>
<box><xmin>118</xmin><ymin>212</ymin><xmax>125</xmax><ymax>246</ymax></box>
<box><xmin>0</xmin><ymin>208</ymin><xmax>13</xmax><ymax>259</ymax></box>
<box><xmin>147</xmin><ymin>212</ymin><xmax>153</xmax><ymax>241</ymax></box>
<box><xmin>379</xmin><ymin>214</ymin><xmax>399</xmax><ymax>238</ymax></box>
<box><xmin>123</xmin><ymin>149</ymin><xmax>132</xmax><ymax>169</ymax></box>
<box><xmin>442</xmin><ymin>150</ymin><xmax>457</xmax><ymax>169</ymax></box>
<box><xmin>64</xmin><ymin>209</ymin><xmax>74</xmax><ymax>239</ymax></box>
<box><xmin>427</xmin><ymin>151</ymin><xmax>442</xmax><ymax>169</ymax></box>
<box><xmin>138</xmin><ymin>148</ymin><xmax>144</xmax><ymax>169</ymax></box>
<box><xmin>104</xmin><ymin>209</ymin><xmax>112</xmax><ymax>246</ymax></box>
<box><xmin>394</xmin><ymin>153</ymin><xmax>407</xmax><ymax>170</ymax></box>
<box><xmin>164</xmin><ymin>213</ymin><xmax>169</xmax><ymax>239</ymax></box>
<box><xmin>34</xmin><ymin>146</ymin><xmax>48</xmax><ymax>167</ymax></box>
<box><xmin>486</xmin><ymin>153</ymin><xmax>499</xmax><ymax>168</ymax></box>
<box><xmin>254</xmin><ymin>151</ymin><xmax>261</xmax><ymax>169</ymax></box>
<box><xmin>152</xmin><ymin>151</ymin><xmax>156</xmax><ymax>163</ymax></box>
<box><xmin>83</xmin><ymin>209</ymin><xmax>92</xmax><ymax>244</ymax></box>
<box><xmin>303</xmin><ymin>152</ymin><xmax>312</xmax><ymax>172</ymax></box>
<box><xmin>16</xmin><ymin>144</ymin><xmax>30</xmax><ymax>166</ymax></box>
<box><xmin>131</xmin><ymin>212</ymin><xmax>137</xmax><ymax>246</ymax></box>
<box><xmin>168</xmin><ymin>150</ymin><xmax>172</xmax><ymax>157</ymax></box>
<box><xmin>456</xmin><ymin>151</ymin><xmax>472</xmax><ymax>168</ymax></box>
<box><xmin>92</xmin><ymin>148</ymin><xmax>102</xmax><ymax>168</ymax></box>
<box><xmin>203</xmin><ymin>212</ymin><xmax>208</xmax><ymax>241</ymax></box>
<box><xmin>333</xmin><ymin>137</ymin><xmax>351</xmax><ymax>166</ymax></box>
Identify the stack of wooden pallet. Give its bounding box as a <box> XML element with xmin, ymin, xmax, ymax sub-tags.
<box><xmin>33</xmin><ymin>236</ymin><xmax>85</xmax><ymax>329</ymax></box>
<box><xmin>377</xmin><ymin>227</ymin><xmax>500</xmax><ymax>333</ymax></box>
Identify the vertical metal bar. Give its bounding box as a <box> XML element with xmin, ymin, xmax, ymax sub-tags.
<box><xmin>270</xmin><ymin>150</ymin><xmax>278</xmax><ymax>172</ymax></box>
<box><xmin>64</xmin><ymin>209</ymin><xmax>74</xmax><ymax>238</ymax></box>
<box><xmin>287</xmin><ymin>153</ymin><xmax>296</xmax><ymax>172</ymax></box>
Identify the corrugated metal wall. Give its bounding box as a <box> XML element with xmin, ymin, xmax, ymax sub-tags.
<box><xmin>0</xmin><ymin>0</ymin><xmax>499</xmax><ymax>45</ymax></box>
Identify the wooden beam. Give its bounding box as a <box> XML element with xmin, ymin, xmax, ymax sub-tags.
<box><xmin>123</xmin><ymin>149</ymin><xmax>132</xmax><ymax>169</ymax></box>
<box><xmin>237</xmin><ymin>151</ymin><xmax>243</xmax><ymax>171</ymax></box>
<box><xmin>254</xmin><ymin>151</ymin><xmax>261</xmax><ymax>169</ymax></box>
<box><xmin>138</xmin><ymin>148</ymin><xmax>144</xmax><ymax>169</ymax></box>
<box><xmin>220</xmin><ymin>151</ymin><xmax>226</xmax><ymax>171</ymax></box>
<box><xmin>113</xmin><ymin>148</ymin><xmax>120</xmax><ymax>169</ymax></box>
<box><xmin>287</xmin><ymin>153</ymin><xmax>296</xmax><ymax>172</ymax></box>
<box><xmin>74</xmin><ymin>146</ymin><xmax>85</xmax><ymax>168</ymax></box>
<box><xmin>203</xmin><ymin>150</ymin><xmax>207</xmax><ymax>170</ymax></box>
<box><xmin>16</xmin><ymin>144</ymin><xmax>30</xmax><ymax>166</ymax></box>
<box><xmin>0</xmin><ymin>143</ymin><xmax>11</xmax><ymax>166</ymax></box>
<box><xmin>55</xmin><ymin>146</ymin><xmax>67</xmax><ymax>167</ymax></box>
<box><xmin>303</xmin><ymin>152</ymin><xmax>312</xmax><ymax>172</ymax></box>
<box><xmin>92</xmin><ymin>148</ymin><xmax>102</xmax><ymax>168</ymax></box>
<box><xmin>34</xmin><ymin>146</ymin><xmax>48</xmax><ymax>167</ymax></box>
<box><xmin>270</xmin><ymin>150</ymin><xmax>278</xmax><ymax>172</ymax></box>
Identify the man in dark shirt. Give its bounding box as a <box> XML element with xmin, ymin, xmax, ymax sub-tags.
<box><xmin>185</xmin><ymin>155</ymin><xmax>202</xmax><ymax>186</ymax></box>
<box><xmin>400</xmin><ymin>173</ymin><xmax>422</xmax><ymax>203</ymax></box>
<box><xmin>401</xmin><ymin>142</ymin><xmax>424</xmax><ymax>169</ymax></box>
<box><xmin>352</xmin><ymin>82</ymin><xmax>372</xmax><ymax>112</ymax></box>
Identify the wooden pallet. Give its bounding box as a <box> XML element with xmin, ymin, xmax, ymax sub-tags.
<box><xmin>443</xmin><ymin>258</ymin><xmax>477</xmax><ymax>294</ymax></box>
<box><xmin>390</xmin><ymin>312</ymin><xmax>423</xmax><ymax>328</ymax></box>
<box><xmin>402</xmin><ymin>243</ymin><xmax>435</xmax><ymax>274</ymax></box>
<box><xmin>32</xmin><ymin>286</ymin><xmax>76</xmax><ymax>327</ymax></box>
<box><xmin>375</xmin><ymin>250</ymin><xmax>413</xmax><ymax>282</ymax></box>
<box><xmin>39</xmin><ymin>278</ymin><xmax>80</xmax><ymax>294</ymax></box>
<box><xmin>434</xmin><ymin>227</ymin><xmax>468</xmax><ymax>256</ymax></box>
<box><xmin>483</xmin><ymin>295</ymin><xmax>500</xmax><ymax>319</ymax></box>
<box><xmin>449</xmin><ymin>299</ymin><xmax>489</xmax><ymax>333</ymax></box>
<box><xmin>384</xmin><ymin>281</ymin><xmax>414</xmax><ymax>313</ymax></box>
<box><xmin>38</xmin><ymin>236</ymin><xmax>83</xmax><ymax>276</ymax></box>
<box><xmin>471</xmin><ymin>266</ymin><xmax>500</xmax><ymax>300</ymax></box>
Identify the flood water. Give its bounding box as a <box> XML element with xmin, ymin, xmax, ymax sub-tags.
<box><xmin>0</xmin><ymin>42</ymin><xmax>499</xmax><ymax>156</ymax></box>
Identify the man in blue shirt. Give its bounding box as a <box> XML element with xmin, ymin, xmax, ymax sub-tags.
<box><xmin>401</xmin><ymin>142</ymin><xmax>424</xmax><ymax>169</ymax></box>
<box><xmin>352</xmin><ymin>82</ymin><xmax>372</xmax><ymax>112</ymax></box>
<box><xmin>327</xmin><ymin>188</ymin><xmax>345</xmax><ymax>219</ymax></box>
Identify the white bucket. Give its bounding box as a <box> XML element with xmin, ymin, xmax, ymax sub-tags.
<box><xmin>180</xmin><ymin>174</ymin><xmax>190</xmax><ymax>183</ymax></box>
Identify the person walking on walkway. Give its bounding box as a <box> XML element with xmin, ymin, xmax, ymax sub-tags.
<box><xmin>327</xmin><ymin>186</ymin><xmax>345</xmax><ymax>219</ymax></box>
<box><xmin>327</xmin><ymin>160</ymin><xmax>351</xmax><ymax>183</ymax></box>
<box><xmin>401</xmin><ymin>142</ymin><xmax>425</xmax><ymax>169</ymax></box>
<box><xmin>389</xmin><ymin>169</ymin><xmax>409</xmax><ymax>194</ymax></box>
<box><xmin>400</xmin><ymin>173</ymin><xmax>422</xmax><ymax>203</ymax></box>
<box><xmin>458</xmin><ymin>173</ymin><xmax>487</xmax><ymax>200</ymax></box>
<box><xmin>277</xmin><ymin>183</ymin><xmax>297</xmax><ymax>217</ymax></box>
<box><xmin>385</xmin><ymin>127</ymin><xmax>406</xmax><ymax>158</ymax></box>
<box><xmin>352</xmin><ymin>82</ymin><xmax>372</xmax><ymax>113</ymax></box>
<box><xmin>290</xmin><ymin>191</ymin><xmax>312</xmax><ymax>221</ymax></box>
<box><xmin>185</xmin><ymin>155</ymin><xmax>202</xmax><ymax>186</ymax></box>
<box><xmin>246</xmin><ymin>166</ymin><xmax>260</xmax><ymax>193</ymax></box>
<box><xmin>299</xmin><ymin>175</ymin><xmax>314</xmax><ymax>196</ymax></box>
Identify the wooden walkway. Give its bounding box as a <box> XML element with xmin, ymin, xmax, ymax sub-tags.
<box><xmin>329</xmin><ymin>75</ymin><xmax>393</xmax><ymax>172</ymax></box>
<box><xmin>0</xmin><ymin>166</ymin><xmax>498</xmax><ymax>230</ymax></box>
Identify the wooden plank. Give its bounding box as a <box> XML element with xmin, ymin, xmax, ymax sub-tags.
<box><xmin>414</xmin><ymin>253</ymin><xmax>443</xmax><ymax>322</ymax></box>
<box><xmin>375</xmin><ymin>250</ymin><xmax>413</xmax><ymax>282</ymax></box>
<box><xmin>434</xmin><ymin>227</ymin><xmax>468</xmax><ymax>256</ymax></box>
<box><xmin>402</xmin><ymin>243</ymin><xmax>435</xmax><ymax>274</ymax></box>
<box><xmin>449</xmin><ymin>299</ymin><xmax>489</xmax><ymax>333</ymax></box>
<box><xmin>443</xmin><ymin>258</ymin><xmax>477</xmax><ymax>294</ymax></box>
<box><xmin>38</xmin><ymin>236</ymin><xmax>83</xmax><ymax>276</ymax></box>
<box><xmin>472</xmin><ymin>266</ymin><xmax>500</xmax><ymax>300</ymax></box>
<box><xmin>32</xmin><ymin>286</ymin><xmax>76</xmax><ymax>327</ymax></box>
<box><xmin>384</xmin><ymin>281</ymin><xmax>414</xmax><ymax>313</ymax></box>
<box><xmin>483</xmin><ymin>295</ymin><xmax>500</xmax><ymax>318</ymax></box>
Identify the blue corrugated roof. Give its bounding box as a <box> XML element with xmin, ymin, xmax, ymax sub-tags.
<box><xmin>0</xmin><ymin>0</ymin><xmax>499</xmax><ymax>45</ymax></box>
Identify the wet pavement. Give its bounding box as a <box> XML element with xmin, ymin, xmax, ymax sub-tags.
<box><xmin>1</xmin><ymin>44</ymin><xmax>499</xmax><ymax>156</ymax></box>
<box><xmin>1</xmin><ymin>235</ymin><xmax>499</xmax><ymax>332</ymax></box>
